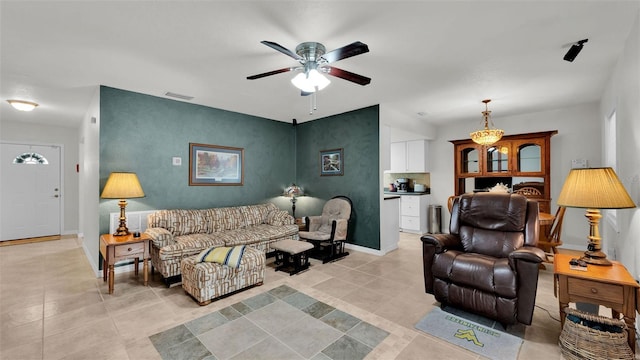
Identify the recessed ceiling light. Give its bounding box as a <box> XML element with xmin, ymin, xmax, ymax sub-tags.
<box><xmin>7</xmin><ymin>100</ymin><xmax>39</xmax><ymax>111</ymax></box>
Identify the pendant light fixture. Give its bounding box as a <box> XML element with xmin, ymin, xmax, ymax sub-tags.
<box><xmin>470</xmin><ymin>99</ymin><xmax>504</xmax><ymax>146</ymax></box>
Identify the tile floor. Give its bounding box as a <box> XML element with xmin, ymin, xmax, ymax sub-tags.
<box><xmin>0</xmin><ymin>232</ymin><xmax>587</xmax><ymax>359</ymax></box>
<box><xmin>149</xmin><ymin>284</ymin><xmax>390</xmax><ymax>359</ymax></box>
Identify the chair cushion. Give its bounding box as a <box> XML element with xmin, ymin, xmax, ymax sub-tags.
<box><xmin>432</xmin><ymin>251</ymin><xmax>517</xmax><ymax>298</ymax></box>
<box><xmin>299</xmin><ymin>231</ymin><xmax>331</xmax><ymax>241</ymax></box>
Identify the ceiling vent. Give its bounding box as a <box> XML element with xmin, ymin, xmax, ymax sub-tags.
<box><xmin>164</xmin><ymin>92</ymin><xmax>194</xmax><ymax>101</ymax></box>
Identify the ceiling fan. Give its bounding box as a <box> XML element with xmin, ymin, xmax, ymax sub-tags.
<box><xmin>247</xmin><ymin>40</ymin><xmax>371</xmax><ymax>95</ymax></box>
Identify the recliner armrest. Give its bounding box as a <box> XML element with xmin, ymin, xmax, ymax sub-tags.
<box><xmin>509</xmin><ymin>246</ymin><xmax>545</xmax><ymax>263</ymax></box>
<box><xmin>421</xmin><ymin>233</ymin><xmax>462</xmax><ymax>253</ymax></box>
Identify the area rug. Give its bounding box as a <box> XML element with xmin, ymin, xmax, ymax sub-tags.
<box><xmin>149</xmin><ymin>284</ymin><xmax>389</xmax><ymax>360</ymax></box>
<box><xmin>415</xmin><ymin>307</ymin><xmax>524</xmax><ymax>360</ymax></box>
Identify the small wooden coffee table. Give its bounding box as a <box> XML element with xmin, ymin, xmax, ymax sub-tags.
<box><xmin>99</xmin><ymin>233</ymin><xmax>151</xmax><ymax>294</ymax></box>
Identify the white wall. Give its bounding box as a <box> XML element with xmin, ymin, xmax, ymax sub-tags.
<box><xmin>78</xmin><ymin>87</ymin><xmax>101</xmax><ymax>275</ymax></box>
<box><xmin>600</xmin><ymin>10</ymin><xmax>640</xmax><ymax>278</ymax></box>
<box><xmin>429</xmin><ymin>102</ymin><xmax>601</xmax><ymax>251</ymax></box>
<box><xmin>0</xmin><ymin>120</ymin><xmax>80</xmax><ymax>235</ymax></box>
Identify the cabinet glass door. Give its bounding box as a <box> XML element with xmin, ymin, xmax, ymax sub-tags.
<box><xmin>517</xmin><ymin>143</ymin><xmax>542</xmax><ymax>173</ymax></box>
<box><xmin>486</xmin><ymin>145</ymin><xmax>509</xmax><ymax>173</ymax></box>
<box><xmin>461</xmin><ymin>147</ymin><xmax>480</xmax><ymax>174</ymax></box>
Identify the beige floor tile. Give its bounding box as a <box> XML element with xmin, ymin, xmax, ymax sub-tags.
<box><xmin>0</xmin><ymin>318</ymin><xmax>43</xmax><ymax>353</ymax></box>
<box><xmin>44</xmin><ymin>302</ymin><xmax>109</xmax><ymax>337</ymax></box>
<box><xmin>0</xmin><ymin>338</ymin><xmax>42</xmax><ymax>360</ymax></box>
<box><xmin>0</xmin><ymin>234</ymin><xmax>569</xmax><ymax>359</ymax></box>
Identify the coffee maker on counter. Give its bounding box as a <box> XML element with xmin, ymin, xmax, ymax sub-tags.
<box><xmin>396</xmin><ymin>178</ymin><xmax>410</xmax><ymax>192</ymax></box>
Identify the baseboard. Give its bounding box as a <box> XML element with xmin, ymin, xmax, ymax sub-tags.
<box><xmin>81</xmin><ymin>239</ymin><xmax>101</xmax><ymax>277</ymax></box>
<box><xmin>345</xmin><ymin>243</ymin><xmax>396</xmax><ymax>256</ymax></box>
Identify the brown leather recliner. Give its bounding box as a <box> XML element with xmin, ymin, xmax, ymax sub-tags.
<box><xmin>421</xmin><ymin>192</ymin><xmax>545</xmax><ymax>326</ymax></box>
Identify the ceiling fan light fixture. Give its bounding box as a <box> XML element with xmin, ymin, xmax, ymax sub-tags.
<box><xmin>470</xmin><ymin>99</ymin><xmax>504</xmax><ymax>146</ymax></box>
<box><xmin>7</xmin><ymin>99</ymin><xmax>39</xmax><ymax>112</ymax></box>
<box><xmin>291</xmin><ymin>69</ymin><xmax>330</xmax><ymax>93</ymax></box>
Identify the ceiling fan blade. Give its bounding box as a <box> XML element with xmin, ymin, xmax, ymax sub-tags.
<box><xmin>260</xmin><ymin>41</ymin><xmax>302</xmax><ymax>60</ymax></box>
<box><xmin>246</xmin><ymin>67</ymin><xmax>294</xmax><ymax>80</ymax></box>
<box><xmin>322</xmin><ymin>41</ymin><xmax>369</xmax><ymax>63</ymax></box>
<box><xmin>325</xmin><ymin>66</ymin><xmax>371</xmax><ymax>86</ymax></box>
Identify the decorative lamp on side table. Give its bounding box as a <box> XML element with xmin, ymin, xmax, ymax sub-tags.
<box><xmin>100</xmin><ymin>172</ymin><xmax>147</xmax><ymax>294</ymax></box>
<box><xmin>557</xmin><ymin>167</ymin><xmax>636</xmax><ymax>266</ymax></box>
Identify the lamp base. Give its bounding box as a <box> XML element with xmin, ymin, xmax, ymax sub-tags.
<box><xmin>581</xmin><ymin>250</ymin><xmax>612</xmax><ymax>266</ymax></box>
<box><xmin>113</xmin><ymin>199</ymin><xmax>130</xmax><ymax>237</ymax></box>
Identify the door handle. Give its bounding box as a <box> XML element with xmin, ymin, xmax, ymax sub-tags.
<box><xmin>54</xmin><ymin>195</ymin><xmax>59</xmax><ymax>198</ymax></box>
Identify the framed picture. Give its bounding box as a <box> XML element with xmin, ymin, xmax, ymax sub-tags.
<box><xmin>320</xmin><ymin>148</ymin><xmax>344</xmax><ymax>176</ymax></box>
<box><xmin>189</xmin><ymin>143</ymin><xmax>244</xmax><ymax>186</ymax></box>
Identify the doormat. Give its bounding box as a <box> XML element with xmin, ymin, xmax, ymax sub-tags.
<box><xmin>415</xmin><ymin>307</ymin><xmax>524</xmax><ymax>360</ymax></box>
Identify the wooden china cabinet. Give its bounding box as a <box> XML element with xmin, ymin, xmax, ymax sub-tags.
<box><xmin>450</xmin><ymin>130</ymin><xmax>557</xmax><ymax>213</ymax></box>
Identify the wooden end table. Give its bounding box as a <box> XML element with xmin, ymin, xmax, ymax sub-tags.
<box><xmin>99</xmin><ymin>233</ymin><xmax>151</xmax><ymax>294</ymax></box>
<box><xmin>554</xmin><ymin>252</ymin><xmax>639</xmax><ymax>353</ymax></box>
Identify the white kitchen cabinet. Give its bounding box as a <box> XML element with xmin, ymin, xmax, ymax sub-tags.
<box><xmin>390</xmin><ymin>140</ymin><xmax>429</xmax><ymax>172</ymax></box>
<box><xmin>399</xmin><ymin>194</ymin><xmax>429</xmax><ymax>234</ymax></box>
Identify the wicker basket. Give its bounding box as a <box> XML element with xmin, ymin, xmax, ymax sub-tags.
<box><xmin>559</xmin><ymin>307</ymin><xmax>634</xmax><ymax>360</ymax></box>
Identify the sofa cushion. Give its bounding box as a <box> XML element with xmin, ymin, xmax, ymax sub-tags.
<box><xmin>218</xmin><ymin>224</ymin><xmax>299</xmax><ymax>247</ymax></box>
<box><xmin>158</xmin><ymin>233</ymin><xmax>226</xmax><ymax>261</ymax></box>
<box><xmin>148</xmin><ymin>209</ymin><xmax>209</xmax><ymax>236</ymax></box>
<box><xmin>212</xmin><ymin>207</ymin><xmax>247</xmax><ymax>231</ymax></box>
<box><xmin>241</xmin><ymin>204</ymin><xmax>276</xmax><ymax>227</ymax></box>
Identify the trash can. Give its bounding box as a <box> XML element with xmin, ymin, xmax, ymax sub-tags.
<box><xmin>428</xmin><ymin>205</ymin><xmax>442</xmax><ymax>234</ymax></box>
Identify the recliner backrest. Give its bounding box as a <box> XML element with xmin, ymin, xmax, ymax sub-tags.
<box><xmin>451</xmin><ymin>193</ymin><xmax>538</xmax><ymax>258</ymax></box>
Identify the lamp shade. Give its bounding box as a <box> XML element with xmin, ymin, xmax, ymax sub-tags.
<box><xmin>557</xmin><ymin>167</ymin><xmax>635</xmax><ymax>209</ymax></box>
<box><xmin>283</xmin><ymin>184</ymin><xmax>303</xmax><ymax>197</ymax></box>
<box><xmin>101</xmin><ymin>172</ymin><xmax>145</xmax><ymax>199</ymax></box>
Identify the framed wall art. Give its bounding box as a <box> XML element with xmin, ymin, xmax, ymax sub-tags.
<box><xmin>189</xmin><ymin>143</ymin><xmax>244</xmax><ymax>186</ymax></box>
<box><xmin>320</xmin><ymin>148</ymin><xmax>344</xmax><ymax>176</ymax></box>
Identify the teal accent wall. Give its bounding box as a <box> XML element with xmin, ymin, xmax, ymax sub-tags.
<box><xmin>99</xmin><ymin>86</ymin><xmax>295</xmax><ymax>235</ymax></box>
<box><xmin>99</xmin><ymin>86</ymin><xmax>381</xmax><ymax>251</ymax></box>
<box><xmin>295</xmin><ymin>105</ymin><xmax>381</xmax><ymax>250</ymax></box>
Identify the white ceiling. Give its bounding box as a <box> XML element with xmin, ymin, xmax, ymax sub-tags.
<box><xmin>1</xmin><ymin>1</ymin><xmax>639</xmax><ymax>130</ymax></box>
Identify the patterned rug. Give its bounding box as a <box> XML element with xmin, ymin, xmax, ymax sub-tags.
<box><xmin>150</xmin><ymin>284</ymin><xmax>389</xmax><ymax>360</ymax></box>
<box><xmin>415</xmin><ymin>307</ymin><xmax>525</xmax><ymax>360</ymax></box>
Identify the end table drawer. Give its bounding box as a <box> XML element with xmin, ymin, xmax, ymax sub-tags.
<box><xmin>115</xmin><ymin>242</ymin><xmax>145</xmax><ymax>257</ymax></box>
<box><xmin>568</xmin><ymin>277</ymin><xmax>624</xmax><ymax>304</ymax></box>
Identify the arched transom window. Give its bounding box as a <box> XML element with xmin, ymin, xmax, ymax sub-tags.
<box><xmin>13</xmin><ymin>152</ymin><xmax>49</xmax><ymax>164</ymax></box>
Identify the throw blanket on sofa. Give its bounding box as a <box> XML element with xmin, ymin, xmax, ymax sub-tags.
<box><xmin>196</xmin><ymin>245</ymin><xmax>246</xmax><ymax>268</ymax></box>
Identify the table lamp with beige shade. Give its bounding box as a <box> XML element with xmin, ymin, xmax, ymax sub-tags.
<box><xmin>101</xmin><ymin>172</ymin><xmax>145</xmax><ymax>236</ymax></box>
<box><xmin>557</xmin><ymin>167</ymin><xmax>636</xmax><ymax>266</ymax></box>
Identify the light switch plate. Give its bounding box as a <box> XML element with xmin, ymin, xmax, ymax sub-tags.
<box><xmin>172</xmin><ymin>157</ymin><xmax>182</xmax><ymax>166</ymax></box>
<box><xmin>571</xmin><ymin>159</ymin><xmax>588</xmax><ymax>168</ymax></box>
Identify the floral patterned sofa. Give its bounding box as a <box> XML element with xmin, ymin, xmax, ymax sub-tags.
<box><xmin>144</xmin><ymin>203</ymin><xmax>297</xmax><ymax>285</ymax></box>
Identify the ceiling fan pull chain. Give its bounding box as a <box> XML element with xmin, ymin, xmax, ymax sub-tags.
<box><xmin>313</xmin><ymin>92</ymin><xmax>317</xmax><ymax>111</ymax></box>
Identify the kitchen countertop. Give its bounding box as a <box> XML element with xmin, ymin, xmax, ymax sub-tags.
<box><xmin>384</xmin><ymin>190</ymin><xmax>430</xmax><ymax>196</ymax></box>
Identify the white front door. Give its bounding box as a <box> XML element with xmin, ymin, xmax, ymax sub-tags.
<box><xmin>1</xmin><ymin>143</ymin><xmax>61</xmax><ymax>241</ymax></box>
